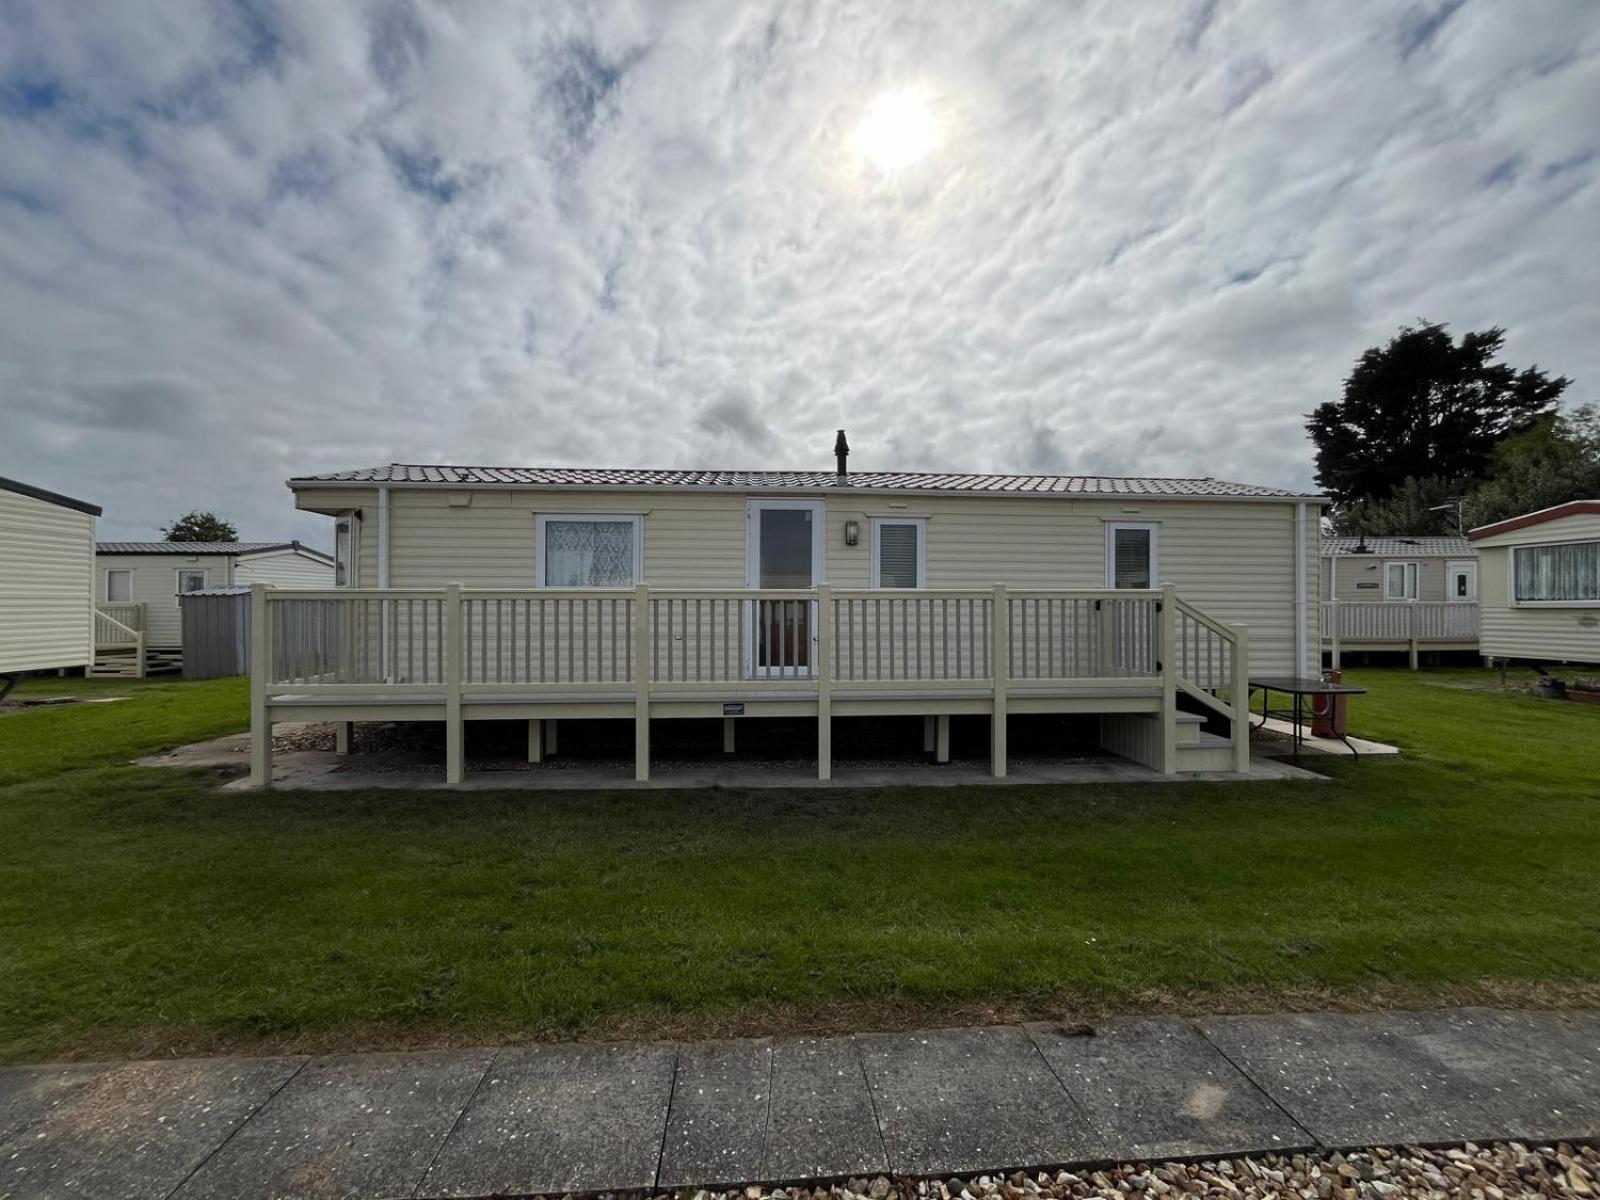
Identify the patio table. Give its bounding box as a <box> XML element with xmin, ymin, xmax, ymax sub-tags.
<box><xmin>1247</xmin><ymin>675</ymin><xmax>1368</xmax><ymax>765</ymax></box>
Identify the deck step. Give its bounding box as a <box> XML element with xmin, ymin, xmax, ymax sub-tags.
<box><xmin>1174</xmin><ymin>731</ymin><xmax>1237</xmax><ymax>773</ymax></box>
<box><xmin>1174</xmin><ymin>711</ymin><xmax>1206</xmax><ymax>746</ymax></box>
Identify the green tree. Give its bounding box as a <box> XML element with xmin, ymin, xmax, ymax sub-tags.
<box><xmin>1327</xmin><ymin>475</ymin><xmax>1470</xmax><ymax>537</ymax></box>
<box><xmin>161</xmin><ymin>511</ymin><xmax>239</xmax><ymax>542</ymax></box>
<box><xmin>1307</xmin><ymin>321</ymin><xmax>1569</xmax><ymax>509</ymax></box>
<box><xmin>1466</xmin><ymin>404</ymin><xmax>1600</xmax><ymax>528</ymax></box>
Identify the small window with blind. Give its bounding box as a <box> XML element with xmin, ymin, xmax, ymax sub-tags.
<box><xmin>104</xmin><ymin>569</ymin><xmax>132</xmax><ymax>604</ymax></box>
<box><xmin>1383</xmin><ymin>561</ymin><xmax>1419</xmax><ymax>600</ymax></box>
<box><xmin>1105</xmin><ymin>522</ymin><xmax>1157</xmax><ymax>589</ymax></box>
<box><xmin>1514</xmin><ymin>540</ymin><xmax>1600</xmax><ymax>604</ymax></box>
<box><xmin>871</xmin><ymin>518</ymin><xmax>925</xmax><ymax>588</ymax></box>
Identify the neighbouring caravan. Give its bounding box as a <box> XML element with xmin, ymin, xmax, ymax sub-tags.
<box><xmin>0</xmin><ymin>475</ymin><xmax>101</xmax><ymax>686</ymax></box>
<box><xmin>93</xmin><ymin>540</ymin><xmax>334</xmax><ymax>675</ymax></box>
<box><xmin>1319</xmin><ymin>535</ymin><xmax>1479</xmax><ymax>667</ymax></box>
<box><xmin>248</xmin><ymin>435</ymin><xmax>1327</xmax><ymax>786</ymax></box>
<box><xmin>1469</xmin><ymin>501</ymin><xmax>1600</xmax><ymax>668</ymax></box>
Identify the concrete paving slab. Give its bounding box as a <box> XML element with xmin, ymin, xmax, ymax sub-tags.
<box><xmin>1028</xmin><ymin>1018</ymin><xmax>1314</xmax><ymax>1161</ymax></box>
<box><xmin>1383</xmin><ymin>1008</ymin><xmax>1600</xmax><ymax>1141</ymax></box>
<box><xmin>420</xmin><ymin>1042</ymin><xmax>675</xmax><ymax>1198</ymax></box>
<box><xmin>763</xmin><ymin>1037</ymin><xmax>888</xmax><ymax>1182</ymax></box>
<box><xmin>857</xmin><ymin>1026</ymin><xmax>1101</xmax><ymax>1177</ymax></box>
<box><xmin>0</xmin><ymin>1056</ymin><xmax>302</xmax><ymax>1200</ymax></box>
<box><xmin>0</xmin><ymin>1064</ymin><xmax>112</xmax><ymax>1147</ymax></box>
<box><xmin>659</xmin><ymin>1039</ymin><xmax>773</xmax><ymax>1187</ymax></box>
<box><xmin>171</xmin><ymin>1049</ymin><xmax>492</xmax><ymax>1200</ymax></box>
<box><xmin>1199</xmin><ymin>1013</ymin><xmax>1503</xmax><ymax>1147</ymax></box>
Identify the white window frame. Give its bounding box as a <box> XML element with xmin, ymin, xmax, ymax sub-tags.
<box><xmin>1445</xmin><ymin>559</ymin><xmax>1477</xmax><ymax>603</ymax></box>
<box><xmin>870</xmin><ymin>517</ymin><xmax>927</xmax><ymax>589</ymax></box>
<box><xmin>334</xmin><ymin>511</ymin><xmax>360</xmax><ymax>588</ymax></box>
<box><xmin>1105</xmin><ymin>521</ymin><xmax>1159</xmax><ymax>590</ymax></box>
<box><xmin>104</xmin><ymin>568</ymin><xmax>132</xmax><ymax>604</ymax></box>
<box><xmin>535</xmin><ymin>513</ymin><xmax>644</xmax><ymax>589</ymax></box>
<box><xmin>175</xmin><ymin>568</ymin><xmax>208</xmax><ymax>597</ymax></box>
<box><xmin>1511</xmin><ymin>538</ymin><xmax>1600</xmax><ymax>607</ymax></box>
<box><xmin>1383</xmin><ymin>560</ymin><xmax>1419</xmax><ymax>601</ymax></box>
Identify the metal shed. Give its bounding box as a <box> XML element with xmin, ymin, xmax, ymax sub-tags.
<box><xmin>179</xmin><ymin>586</ymin><xmax>252</xmax><ymax>679</ymax></box>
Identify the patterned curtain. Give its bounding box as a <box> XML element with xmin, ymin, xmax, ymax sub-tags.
<box><xmin>544</xmin><ymin>520</ymin><xmax>636</xmax><ymax>587</ymax></box>
<box><xmin>1515</xmin><ymin>541</ymin><xmax>1600</xmax><ymax>602</ymax></box>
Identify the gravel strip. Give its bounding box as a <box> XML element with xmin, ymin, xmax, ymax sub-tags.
<box><xmin>564</xmin><ymin>1143</ymin><xmax>1599</xmax><ymax>1200</ymax></box>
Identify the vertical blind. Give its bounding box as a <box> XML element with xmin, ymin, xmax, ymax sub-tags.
<box><xmin>1515</xmin><ymin>541</ymin><xmax>1600</xmax><ymax>602</ymax></box>
<box><xmin>877</xmin><ymin>522</ymin><xmax>920</xmax><ymax>588</ymax></box>
<box><xmin>1112</xmin><ymin>527</ymin><xmax>1151</xmax><ymax>589</ymax></box>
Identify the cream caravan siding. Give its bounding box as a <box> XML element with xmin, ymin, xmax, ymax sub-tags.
<box><xmin>1320</xmin><ymin>556</ymin><xmax>1451</xmax><ymax>603</ymax></box>
<box><xmin>96</xmin><ymin>553</ymin><xmax>234</xmax><ymax>646</ymax></box>
<box><xmin>319</xmin><ymin>487</ymin><xmax>1321</xmax><ymax>676</ymax></box>
<box><xmin>234</xmin><ymin>548</ymin><xmax>335</xmax><ymax>589</ymax></box>
<box><xmin>1474</xmin><ymin>511</ymin><xmax>1600</xmax><ymax>664</ymax></box>
<box><xmin>0</xmin><ymin>488</ymin><xmax>96</xmax><ymax>673</ymax></box>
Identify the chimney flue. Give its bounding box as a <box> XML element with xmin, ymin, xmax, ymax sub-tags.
<box><xmin>834</xmin><ymin>429</ymin><xmax>850</xmax><ymax>479</ymax></box>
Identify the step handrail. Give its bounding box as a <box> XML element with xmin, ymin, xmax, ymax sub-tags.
<box><xmin>93</xmin><ymin>609</ymin><xmax>146</xmax><ymax>679</ymax></box>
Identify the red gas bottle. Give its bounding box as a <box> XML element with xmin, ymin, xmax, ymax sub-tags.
<box><xmin>1311</xmin><ymin>669</ymin><xmax>1347</xmax><ymax>738</ymax></box>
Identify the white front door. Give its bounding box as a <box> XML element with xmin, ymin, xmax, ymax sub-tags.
<box><xmin>1446</xmin><ymin>559</ymin><xmax>1478</xmax><ymax>601</ymax></box>
<box><xmin>746</xmin><ymin>499</ymin><xmax>824</xmax><ymax>677</ymax></box>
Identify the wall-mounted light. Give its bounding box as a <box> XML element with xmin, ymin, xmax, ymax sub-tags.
<box><xmin>844</xmin><ymin>520</ymin><xmax>860</xmax><ymax>546</ymax></box>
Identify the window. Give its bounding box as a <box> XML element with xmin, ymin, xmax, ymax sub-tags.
<box><xmin>871</xmin><ymin>518</ymin><xmax>925</xmax><ymax>588</ymax></box>
<box><xmin>1106</xmin><ymin>522</ymin><xmax>1157</xmax><ymax>589</ymax></box>
<box><xmin>105</xmin><ymin>569</ymin><xmax>132</xmax><ymax>604</ymax></box>
<box><xmin>1446</xmin><ymin>560</ymin><xmax>1477</xmax><ymax>602</ymax></box>
<box><xmin>537</xmin><ymin>514</ymin><xmax>643</xmax><ymax>587</ymax></box>
<box><xmin>1514</xmin><ymin>540</ymin><xmax>1600</xmax><ymax>604</ymax></box>
<box><xmin>176</xmin><ymin>569</ymin><xmax>208</xmax><ymax>595</ymax></box>
<box><xmin>1383</xmin><ymin>561</ymin><xmax>1419</xmax><ymax>600</ymax></box>
<box><xmin>334</xmin><ymin>512</ymin><xmax>359</xmax><ymax>587</ymax></box>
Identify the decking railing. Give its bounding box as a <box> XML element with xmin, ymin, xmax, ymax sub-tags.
<box><xmin>92</xmin><ymin>607</ymin><xmax>145</xmax><ymax>678</ymax></box>
<box><xmin>1321</xmin><ymin>600</ymin><xmax>1479</xmax><ymax>668</ymax></box>
<box><xmin>250</xmin><ymin>583</ymin><xmax>1251</xmax><ymax>782</ymax></box>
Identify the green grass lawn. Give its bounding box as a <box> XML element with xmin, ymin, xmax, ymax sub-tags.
<box><xmin>1</xmin><ymin>667</ymin><xmax>1598</xmax><ymax>1062</ymax></box>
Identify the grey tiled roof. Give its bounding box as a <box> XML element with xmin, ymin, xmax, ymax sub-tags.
<box><xmin>290</xmin><ymin>464</ymin><xmax>1321</xmax><ymax>500</ymax></box>
<box><xmin>97</xmin><ymin>541</ymin><xmax>305</xmax><ymax>555</ymax></box>
<box><xmin>1322</xmin><ymin>535</ymin><xmax>1475</xmax><ymax>557</ymax></box>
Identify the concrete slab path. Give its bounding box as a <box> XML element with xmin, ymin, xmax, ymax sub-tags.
<box><xmin>1</xmin><ymin>1008</ymin><xmax>1596</xmax><ymax>1200</ymax></box>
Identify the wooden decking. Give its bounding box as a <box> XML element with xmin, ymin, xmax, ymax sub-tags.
<box><xmin>249</xmin><ymin>584</ymin><xmax>1254</xmax><ymax>785</ymax></box>
<box><xmin>1320</xmin><ymin>600</ymin><xmax>1479</xmax><ymax>668</ymax></box>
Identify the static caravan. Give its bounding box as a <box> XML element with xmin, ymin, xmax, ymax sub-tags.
<box><xmin>252</xmin><ymin>441</ymin><xmax>1326</xmax><ymax>785</ymax></box>
<box><xmin>94</xmin><ymin>541</ymin><xmax>334</xmax><ymax>676</ymax></box>
<box><xmin>1319</xmin><ymin>535</ymin><xmax>1479</xmax><ymax>667</ymax></box>
<box><xmin>0</xmin><ymin>475</ymin><xmax>101</xmax><ymax>689</ymax></box>
<box><xmin>1469</xmin><ymin>501</ymin><xmax>1600</xmax><ymax>668</ymax></box>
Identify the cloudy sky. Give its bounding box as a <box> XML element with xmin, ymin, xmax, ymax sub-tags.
<box><xmin>2</xmin><ymin>0</ymin><xmax>1598</xmax><ymax>544</ymax></box>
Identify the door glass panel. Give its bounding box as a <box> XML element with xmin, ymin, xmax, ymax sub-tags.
<box><xmin>756</xmin><ymin>508</ymin><xmax>813</xmax><ymax>670</ymax></box>
<box><xmin>759</xmin><ymin>509</ymin><xmax>812</xmax><ymax>587</ymax></box>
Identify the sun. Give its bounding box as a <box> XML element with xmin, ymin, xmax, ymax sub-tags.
<box><xmin>854</xmin><ymin>91</ymin><xmax>939</xmax><ymax>172</ymax></box>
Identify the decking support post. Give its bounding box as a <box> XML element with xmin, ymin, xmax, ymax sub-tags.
<box><xmin>935</xmin><ymin>714</ymin><xmax>950</xmax><ymax>764</ymax></box>
<box><xmin>723</xmin><ymin>717</ymin><xmax>735</xmax><ymax>754</ymax></box>
<box><xmin>527</xmin><ymin>719</ymin><xmax>543</xmax><ymax>763</ymax></box>
<box><xmin>1160</xmin><ymin>584</ymin><xmax>1179</xmax><ymax>775</ymax></box>
<box><xmin>444</xmin><ymin>582</ymin><xmax>464</xmax><ymax>785</ymax></box>
<box><xmin>922</xmin><ymin>714</ymin><xmax>936</xmax><ymax>756</ymax></box>
<box><xmin>817</xmin><ymin>583</ymin><xmax>832</xmax><ymax>781</ymax></box>
<box><xmin>1329</xmin><ymin>599</ymin><xmax>1341</xmax><ymax>670</ymax></box>
<box><xmin>991</xmin><ymin>584</ymin><xmax>1008</xmax><ymax>778</ymax></box>
<box><xmin>634</xmin><ymin>585</ymin><xmax>650</xmax><ymax>781</ymax></box>
<box><xmin>1408</xmin><ymin>599</ymin><xmax>1419</xmax><ymax>670</ymax></box>
<box><xmin>1230</xmin><ymin>623</ymin><xmax>1251</xmax><ymax>776</ymax></box>
<box><xmin>248</xmin><ymin>584</ymin><xmax>272</xmax><ymax>787</ymax></box>
<box><xmin>134</xmin><ymin>630</ymin><xmax>146</xmax><ymax>680</ymax></box>
<box><xmin>335</xmin><ymin>722</ymin><xmax>352</xmax><ymax>756</ymax></box>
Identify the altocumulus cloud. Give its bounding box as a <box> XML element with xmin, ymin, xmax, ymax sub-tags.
<box><xmin>1</xmin><ymin>0</ymin><xmax>1597</xmax><ymax>541</ymax></box>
